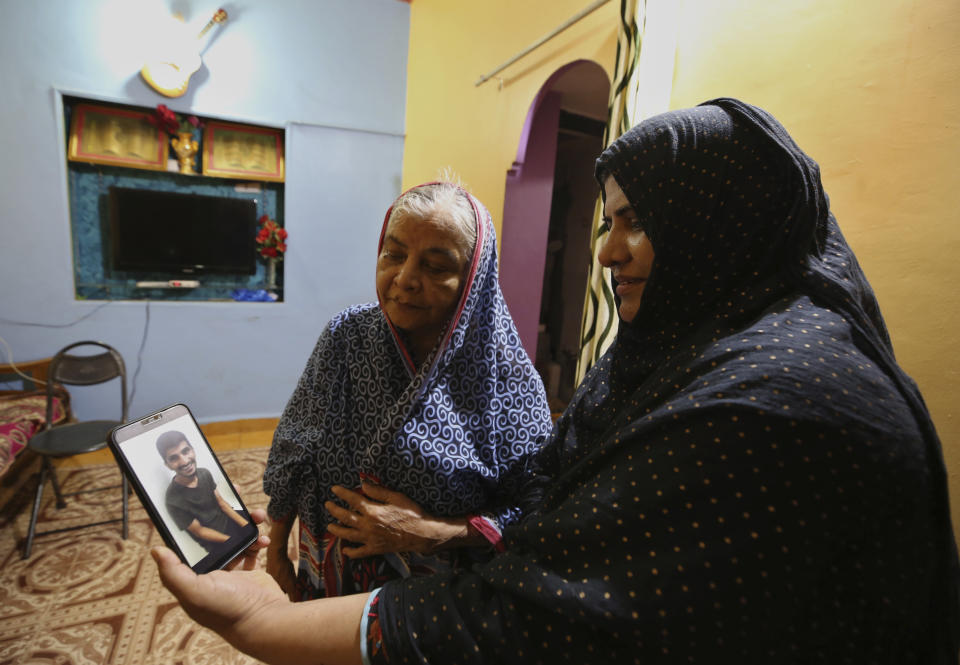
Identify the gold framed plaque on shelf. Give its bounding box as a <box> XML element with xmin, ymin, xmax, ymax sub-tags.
<box><xmin>202</xmin><ymin>121</ymin><xmax>285</xmax><ymax>182</ymax></box>
<box><xmin>67</xmin><ymin>104</ymin><xmax>169</xmax><ymax>170</ymax></box>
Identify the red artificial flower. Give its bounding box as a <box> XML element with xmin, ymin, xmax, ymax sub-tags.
<box><xmin>156</xmin><ymin>105</ymin><xmax>179</xmax><ymax>134</ymax></box>
<box><xmin>256</xmin><ymin>215</ymin><xmax>288</xmax><ymax>260</ymax></box>
<box><xmin>157</xmin><ymin>104</ymin><xmax>176</xmax><ymax>123</ymax></box>
<box><xmin>153</xmin><ymin>104</ymin><xmax>203</xmax><ymax>135</ymax></box>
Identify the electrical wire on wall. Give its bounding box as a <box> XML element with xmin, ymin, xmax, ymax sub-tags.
<box><xmin>0</xmin><ymin>302</ymin><xmax>112</xmax><ymax>329</ymax></box>
<box><xmin>0</xmin><ymin>301</ymin><xmax>150</xmax><ymax>410</ymax></box>
<box><xmin>0</xmin><ymin>336</ymin><xmax>48</xmax><ymax>385</ymax></box>
<box><xmin>127</xmin><ymin>300</ymin><xmax>150</xmax><ymax>408</ymax></box>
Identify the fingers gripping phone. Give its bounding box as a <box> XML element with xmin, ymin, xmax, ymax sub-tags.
<box><xmin>109</xmin><ymin>404</ymin><xmax>259</xmax><ymax>573</ymax></box>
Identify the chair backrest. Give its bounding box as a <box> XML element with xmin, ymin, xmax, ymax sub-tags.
<box><xmin>45</xmin><ymin>341</ymin><xmax>128</xmax><ymax>427</ymax></box>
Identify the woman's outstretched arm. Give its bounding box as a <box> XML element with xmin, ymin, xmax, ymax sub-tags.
<box><xmin>153</xmin><ymin>546</ymin><xmax>367</xmax><ymax>665</ymax></box>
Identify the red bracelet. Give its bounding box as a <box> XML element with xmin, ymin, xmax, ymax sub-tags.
<box><xmin>467</xmin><ymin>515</ymin><xmax>505</xmax><ymax>552</ymax></box>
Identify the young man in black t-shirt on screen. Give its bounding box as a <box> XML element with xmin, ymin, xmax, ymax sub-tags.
<box><xmin>156</xmin><ymin>430</ymin><xmax>249</xmax><ymax>557</ymax></box>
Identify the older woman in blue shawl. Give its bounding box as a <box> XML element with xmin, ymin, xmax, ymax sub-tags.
<box><xmin>157</xmin><ymin>100</ymin><xmax>959</xmax><ymax>665</ymax></box>
<box><xmin>262</xmin><ymin>182</ymin><xmax>552</xmax><ymax>599</ymax></box>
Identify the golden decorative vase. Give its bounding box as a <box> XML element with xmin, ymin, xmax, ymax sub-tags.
<box><xmin>170</xmin><ymin>131</ymin><xmax>199</xmax><ymax>174</ymax></box>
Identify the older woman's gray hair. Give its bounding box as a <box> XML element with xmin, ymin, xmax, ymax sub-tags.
<box><xmin>386</xmin><ymin>182</ymin><xmax>478</xmax><ymax>258</ymax></box>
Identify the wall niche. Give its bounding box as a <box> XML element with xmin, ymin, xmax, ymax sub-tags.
<box><xmin>64</xmin><ymin>95</ymin><xmax>286</xmax><ymax>302</ymax></box>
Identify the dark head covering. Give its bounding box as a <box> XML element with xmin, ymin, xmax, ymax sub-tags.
<box><xmin>374</xmin><ymin>103</ymin><xmax>959</xmax><ymax>664</ymax></box>
<box><xmin>595</xmin><ymin>100</ymin><xmax>889</xmax><ymax>367</ymax></box>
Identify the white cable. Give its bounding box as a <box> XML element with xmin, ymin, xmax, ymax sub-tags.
<box><xmin>0</xmin><ymin>335</ymin><xmax>47</xmax><ymax>386</ymax></box>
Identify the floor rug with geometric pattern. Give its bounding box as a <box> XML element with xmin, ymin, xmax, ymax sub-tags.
<box><xmin>0</xmin><ymin>448</ymin><xmax>270</xmax><ymax>665</ymax></box>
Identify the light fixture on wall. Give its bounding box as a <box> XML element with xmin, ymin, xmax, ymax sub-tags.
<box><xmin>141</xmin><ymin>8</ymin><xmax>228</xmax><ymax>98</ymax></box>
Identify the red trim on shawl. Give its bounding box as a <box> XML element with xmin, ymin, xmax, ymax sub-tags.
<box><xmin>432</xmin><ymin>188</ymin><xmax>484</xmax><ymax>366</ymax></box>
<box><xmin>299</xmin><ymin>520</ymin><xmax>344</xmax><ymax>598</ymax></box>
<box><xmin>321</xmin><ymin>533</ymin><xmax>341</xmax><ymax>597</ymax></box>
<box><xmin>359</xmin><ymin>471</ymin><xmax>383</xmax><ymax>486</ymax></box>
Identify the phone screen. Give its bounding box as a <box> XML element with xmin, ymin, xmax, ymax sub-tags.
<box><xmin>109</xmin><ymin>404</ymin><xmax>259</xmax><ymax>573</ymax></box>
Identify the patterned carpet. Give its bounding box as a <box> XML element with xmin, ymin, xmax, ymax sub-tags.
<box><xmin>0</xmin><ymin>448</ymin><xmax>271</xmax><ymax>665</ymax></box>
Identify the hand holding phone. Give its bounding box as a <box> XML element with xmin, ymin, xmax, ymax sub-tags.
<box><xmin>109</xmin><ymin>404</ymin><xmax>260</xmax><ymax>573</ymax></box>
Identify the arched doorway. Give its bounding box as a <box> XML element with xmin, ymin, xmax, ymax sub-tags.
<box><xmin>499</xmin><ymin>60</ymin><xmax>610</xmax><ymax>412</ymax></box>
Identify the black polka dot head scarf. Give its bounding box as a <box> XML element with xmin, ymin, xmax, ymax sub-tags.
<box><xmin>596</xmin><ymin>100</ymin><xmax>829</xmax><ymax>337</ymax></box>
<box><xmin>593</xmin><ymin>99</ymin><xmax>915</xmax><ymax>379</ymax></box>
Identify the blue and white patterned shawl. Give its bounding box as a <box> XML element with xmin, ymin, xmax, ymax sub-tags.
<box><xmin>263</xmin><ymin>186</ymin><xmax>552</xmax><ymax>579</ymax></box>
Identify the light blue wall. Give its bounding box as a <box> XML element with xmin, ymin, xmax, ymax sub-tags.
<box><xmin>0</xmin><ymin>0</ymin><xmax>409</xmax><ymax>422</ymax></box>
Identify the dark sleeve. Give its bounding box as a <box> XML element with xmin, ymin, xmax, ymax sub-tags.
<box><xmin>489</xmin><ymin>406</ymin><xmax>578</xmax><ymax>522</ymax></box>
<box><xmin>482</xmin><ymin>443</ymin><xmax>552</xmax><ymax>529</ymax></box>
<box><xmin>197</xmin><ymin>467</ymin><xmax>216</xmax><ymax>497</ymax></box>
<box><xmin>165</xmin><ymin>486</ymin><xmax>195</xmax><ymax>531</ymax></box>
<box><xmin>467</xmin><ymin>447</ymin><xmax>552</xmax><ymax>551</ymax></box>
<box><xmin>375</xmin><ymin>404</ymin><xmax>945</xmax><ymax>663</ymax></box>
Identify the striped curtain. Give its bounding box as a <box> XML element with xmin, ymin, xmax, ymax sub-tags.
<box><xmin>574</xmin><ymin>0</ymin><xmax>647</xmax><ymax>385</ymax></box>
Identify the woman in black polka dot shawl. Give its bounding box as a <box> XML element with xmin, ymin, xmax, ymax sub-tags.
<box><xmin>368</xmin><ymin>99</ymin><xmax>960</xmax><ymax>663</ymax></box>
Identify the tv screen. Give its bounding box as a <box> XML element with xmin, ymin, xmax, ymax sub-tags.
<box><xmin>108</xmin><ymin>187</ymin><xmax>257</xmax><ymax>275</ymax></box>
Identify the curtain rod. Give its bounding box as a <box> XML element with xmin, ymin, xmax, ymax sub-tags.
<box><xmin>474</xmin><ymin>0</ymin><xmax>613</xmax><ymax>87</ymax></box>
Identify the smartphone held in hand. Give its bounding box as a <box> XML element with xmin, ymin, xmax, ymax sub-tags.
<box><xmin>109</xmin><ymin>403</ymin><xmax>259</xmax><ymax>573</ymax></box>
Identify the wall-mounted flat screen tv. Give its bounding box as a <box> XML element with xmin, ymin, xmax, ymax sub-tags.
<box><xmin>108</xmin><ymin>187</ymin><xmax>257</xmax><ymax>275</ymax></box>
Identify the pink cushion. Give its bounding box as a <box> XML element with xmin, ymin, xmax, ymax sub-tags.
<box><xmin>0</xmin><ymin>394</ymin><xmax>67</xmax><ymax>477</ymax></box>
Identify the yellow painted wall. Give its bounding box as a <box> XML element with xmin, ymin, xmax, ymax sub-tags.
<box><xmin>402</xmin><ymin>0</ymin><xmax>619</xmax><ymax>230</ymax></box>
<box><xmin>668</xmin><ymin>0</ymin><xmax>960</xmax><ymax>540</ymax></box>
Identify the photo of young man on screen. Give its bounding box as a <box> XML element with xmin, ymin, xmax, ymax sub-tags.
<box><xmin>155</xmin><ymin>430</ymin><xmax>250</xmax><ymax>557</ymax></box>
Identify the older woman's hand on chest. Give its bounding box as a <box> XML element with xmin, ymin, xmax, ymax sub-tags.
<box><xmin>325</xmin><ymin>482</ymin><xmax>482</xmax><ymax>557</ymax></box>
